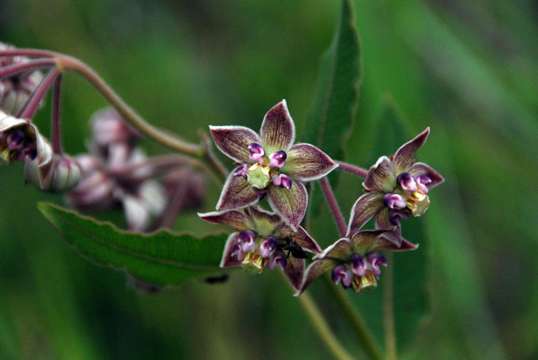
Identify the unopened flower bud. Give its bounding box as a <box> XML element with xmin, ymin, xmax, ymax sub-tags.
<box><xmin>122</xmin><ymin>180</ymin><xmax>166</xmax><ymax>231</ymax></box>
<box><xmin>25</xmin><ymin>153</ymin><xmax>81</xmax><ymax>192</ymax></box>
<box><xmin>0</xmin><ymin>43</ymin><xmax>44</xmax><ymax>115</ymax></box>
<box><xmin>0</xmin><ymin>111</ymin><xmax>39</xmax><ymax>163</ymax></box>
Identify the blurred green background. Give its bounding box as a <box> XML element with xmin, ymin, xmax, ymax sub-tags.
<box><xmin>0</xmin><ymin>0</ymin><xmax>537</xmax><ymax>359</ymax></box>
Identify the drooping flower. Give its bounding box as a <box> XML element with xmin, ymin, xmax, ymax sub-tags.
<box><xmin>209</xmin><ymin>100</ymin><xmax>338</xmax><ymax>230</ymax></box>
<box><xmin>199</xmin><ymin>206</ymin><xmax>321</xmax><ymax>290</ymax></box>
<box><xmin>0</xmin><ymin>42</ymin><xmax>44</xmax><ymax>115</ymax></box>
<box><xmin>0</xmin><ymin>110</ymin><xmax>80</xmax><ymax>191</ymax></box>
<box><xmin>299</xmin><ymin>229</ymin><xmax>417</xmax><ymax>294</ymax></box>
<box><xmin>347</xmin><ymin>128</ymin><xmax>444</xmax><ymax>235</ymax></box>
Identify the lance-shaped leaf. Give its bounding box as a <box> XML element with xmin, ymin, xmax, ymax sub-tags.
<box><xmin>303</xmin><ymin>0</ymin><xmax>361</xmax><ymax>229</ymax></box>
<box><xmin>38</xmin><ymin>202</ymin><xmax>227</xmax><ymax>286</ymax></box>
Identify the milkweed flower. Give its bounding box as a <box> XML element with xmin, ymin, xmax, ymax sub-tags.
<box><xmin>347</xmin><ymin>128</ymin><xmax>444</xmax><ymax>235</ymax></box>
<box><xmin>0</xmin><ymin>42</ymin><xmax>44</xmax><ymax>115</ymax></box>
<box><xmin>0</xmin><ymin>110</ymin><xmax>80</xmax><ymax>191</ymax></box>
<box><xmin>300</xmin><ymin>229</ymin><xmax>417</xmax><ymax>294</ymax></box>
<box><xmin>209</xmin><ymin>100</ymin><xmax>338</xmax><ymax>230</ymax></box>
<box><xmin>199</xmin><ymin>206</ymin><xmax>321</xmax><ymax>290</ymax></box>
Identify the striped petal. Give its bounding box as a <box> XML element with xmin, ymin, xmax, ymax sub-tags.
<box><xmin>220</xmin><ymin>232</ymin><xmax>243</xmax><ymax>268</ymax></box>
<box><xmin>363</xmin><ymin>156</ymin><xmax>397</xmax><ymax>192</ymax></box>
<box><xmin>198</xmin><ymin>209</ymin><xmax>251</xmax><ymax>231</ymax></box>
<box><xmin>283</xmin><ymin>256</ymin><xmax>305</xmax><ymax>291</ymax></box>
<box><xmin>347</xmin><ymin>192</ymin><xmax>384</xmax><ymax>236</ymax></box>
<box><xmin>393</xmin><ymin>127</ymin><xmax>430</xmax><ymax>171</ymax></box>
<box><xmin>283</xmin><ymin>143</ymin><xmax>338</xmax><ymax>182</ymax></box>
<box><xmin>267</xmin><ymin>180</ymin><xmax>307</xmax><ymax>231</ymax></box>
<box><xmin>408</xmin><ymin>162</ymin><xmax>445</xmax><ymax>189</ymax></box>
<box><xmin>260</xmin><ymin>100</ymin><xmax>295</xmax><ymax>153</ymax></box>
<box><xmin>216</xmin><ymin>168</ymin><xmax>260</xmax><ymax>210</ymax></box>
<box><xmin>209</xmin><ymin>125</ymin><xmax>261</xmax><ymax>163</ymax></box>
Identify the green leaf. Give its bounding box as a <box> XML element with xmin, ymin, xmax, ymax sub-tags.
<box><xmin>352</xmin><ymin>98</ymin><xmax>429</xmax><ymax>353</ymax></box>
<box><xmin>38</xmin><ymin>202</ymin><xmax>227</xmax><ymax>287</ymax></box>
<box><xmin>303</xmin><ymin>0</ymin><xmax>361</xmax><ymax>235</ymax></box>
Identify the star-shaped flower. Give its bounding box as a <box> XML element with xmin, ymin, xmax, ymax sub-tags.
<box><xmin>347</xmin><ymin>128</ymin><xmax>444</xmax><ymax>236</ymax></box>
<box><xmin>299</xmin><ymin>229</ymin><xmax>417</xmax><ymax>294</ymax></box>
<box><xmin>199</xmin><ymin>206</ymin><xmax>321</xmax><ymax>290</ymax></box>
<box><xmin>209</xmin><ymin>100</ymin><xmax>338</xmax><ymax>230</ymax></box>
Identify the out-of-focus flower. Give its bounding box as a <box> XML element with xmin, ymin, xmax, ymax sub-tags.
<box><xmin>67</xmin><ymin>109</ymin><xmax>166</xmax><ymax>232</ymax></box>
<box><xmin>199</xmin><ymin>206</ymin><xmax>321</xmax><ymax>290</ymax></box>
<box><xmin>0</xmin><ymin>42</ymin><xmax>44</xmax><ymax>115</ymax></box>
<box><xmin>210</xmin><ymin>100</ymin><xmax>338</xmax><ymax>230</ymax></box>
<box><xmin>0</xmin><ymin>110</ymin><xmax>80</xmax><ymax>191</ymax></box>
<box><xmin>347</xmin><ymin>128</ymin><xmax>444</xmax><ymax>235</ymax></box>
<box><xmin>300</xmin><ymin>229</ymin><xmax>417</xmax><ymax>294</ymax></box>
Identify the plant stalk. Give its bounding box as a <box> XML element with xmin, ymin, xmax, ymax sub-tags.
<box><xmin>298</xmin><ymin>292</ymin><xmax>355</xmax><ymax>360</ymax></box>
<box><xmin>319</xmin><ymin>177</ymin><xmax>347</xmax><ymax>236</ymax></box>
<box><xmin>51</xmin><ymin>74</ymin><xmax>63</xmax><ymax>154</ymax></box>
<box><xmin>338</xmin><ymin>161</ymin><xmax>368</xmax><ymax>177</ymax></box>
<box><xmin>383</xmin><ymin>253</ymin><xmax>397</xmax><ymax>360</ymax></box>
<box><xmin>20</xmin><ymin>68</ymin><xmax>61</xmax><ymax>119</ymax></box>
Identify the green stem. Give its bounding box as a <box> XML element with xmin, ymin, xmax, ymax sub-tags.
<box><xmin>298</xmin><ymin>292</ymin><xmax>355</xmax><ymax>360</ymax></box>
<box><xmin>383</xmin><ymin>253</ymin><xmax>397</xmax><ymax>360</ymax></box>
<box><xmin>326</xmin><ymin>280</ymin><xmax>383</xmax><ymax>360</ymax></box>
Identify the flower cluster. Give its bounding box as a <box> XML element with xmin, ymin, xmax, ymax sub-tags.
<box><xmin>203</xmin><ymin>100</ymin><xmax>444</xmax><ymax>293</ymax></box>
<box><xmin>0</xmin><ymin>42</ymin><xmax>44</xmax><ymax>115</ymax></box>
<box><xmin>67</xmin><ymin>108</ymin><xmax>205</xmax><ymax>231</ymax></box>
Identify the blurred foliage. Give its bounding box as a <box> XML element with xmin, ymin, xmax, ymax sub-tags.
<box><xmin>0</xmin><ymin>0</ymin><xmax>537</xmax><ymax>359</ymax></box>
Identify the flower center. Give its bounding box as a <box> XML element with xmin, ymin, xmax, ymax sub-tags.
<box><xmin>0</xmin><ymin>127</ymin><xmax>37</xmax><ymax>162</ymax></box>
<box><xmin>246</xmin><ymin>163</ymin><xmax>271</xmax><ymax>189</ymax></box>
<box><xmin>390</xmin><ymin>172</ymin><xmax>432</xmax><ymax>217</ymax></box>
<box><xmin>406</xmin><ymin>190</ymin><xmax>430</xmax><ymax>216</ymax></box>
<box><xmin>332</xmin><ymin>253</ymin><xmax>387</xmax><ymax>292</ymax></box>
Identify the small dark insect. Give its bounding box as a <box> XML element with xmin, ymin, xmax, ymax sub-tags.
<box><xmin>285</xmin><ymin>241</ymin><xmax>308</xmax><ymax>259</ymax></box>
<box><xmin>204</xmin><ymin>274</ymin><xmax>229</xmax><ymax>284</ymax></box>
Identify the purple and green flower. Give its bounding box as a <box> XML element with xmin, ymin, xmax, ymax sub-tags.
<box><xmin>209</xmin><ymin>100</ymin><xmax>338</xmax><ymax>230</ymax></box>
<box><xmin>199</xmin><ymin>206</ymin><xmax>321</xmax><ymax>290</ymax></box>
<box><xmin>347</xmin><ymin>128</ymin><xmax>445</xmax><ymax>235</ymax></box>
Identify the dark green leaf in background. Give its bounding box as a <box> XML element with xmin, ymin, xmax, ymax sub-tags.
<box><xmin>38</xmin><ymin>202</ymin><xmax>227</xmax><ymax>287</ymax></box>
<box><xmin>303</xmin><ymin>0</ymin><xmax>361</xmax><ymax>239</ymax></box>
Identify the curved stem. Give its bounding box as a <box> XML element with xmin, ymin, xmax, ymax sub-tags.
<box><xmin>338</xmin><ymin>161</ymin><xmax>368</xmax><ymax>178</ymax></box>
<box><xmin>0</xmin><ymin>49</ymin><xmax>58</xmax><ymax>58</ymax></box>
<box><xmin>51</xmin><ymin>74</ymin><xmax>63</xmax><ymax>154</ymax></box>
<box><xmin>20</xmin><ymin>68</ymin><xmax>61</xmax><ymax>119</ymax></box>
<box><xmin>0</xmin><ymin>59</ymin><xmax>55</xmax><ymax>80</ymax></box>
<box><xmin>326</xmin><ymin>280</ymin><xmax>383</xmax><ymax>360</ymax></box>
<box><xmin>54</xmin><ymin>55</ymin><xmax>204</xmax><ymax>157</ymax></box>
<box><xmin>298</xmin><ymin>292</ymin><xmax>355</xmax><ymax>360</ymax></box>
<box><xmin>383</xmin><ymin>253</ymin><xmax>397</xmax><ymax>360</ymax></box>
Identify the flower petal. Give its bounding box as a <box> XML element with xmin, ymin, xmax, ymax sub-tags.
<box><xmin>209</xmin><ymin>125</ymin><xmax>261</xmax><ymax>163</ymax></box>
<box><xmin>350</xmin><ymin>229</ymin><xmax>418</xmax><ymax>253</ymax></box>
<box><xmin>220</xmin><ymin>232</ymin><xmax>243</xmax><ymax>268</ymax></box>
<box><xmin>363</xmin><ymin>156</ymin><xmax>397</xmax><ymax>192</ymax></box>
<box><xmin>283</xmin><ymin>143</ymin><xmax>338</xmax><ymax>182</ymax></box>
<box><xmin>122</xmin><ymin>195</ymin><xmax>153</xmax><ymax>231</ymax></box>
<box><xmin>267</xmin><ymin>180</ymin><xmax>308</xmax><ymax>231</ymax></box>
<box><xmin>198</xmin><ymin>209</ymin><xmax>250</xmax><ymax>231</ymax></box>
<box><xmin>393</xmin><ymin>127</ymin><xmax>430</xmax><ymax>171</ymax></box>
<box><xmin>297</xmin><ymin>238</ymin><xmax>352</xmax><ymax>294</ymax></box>
<box><xmin>297</xmin><ymin>258</ymin><xmax>335</xmax><ymax>295</ymax></box>
<box><xmin>408</xmin><ymin>162</ymin><xmax>445</xmax><ymax>189</ymax></box>
<box><xmin>277</xmin><ymin>224</ymin><xmax>322</xmax><ymax>253</ymax></box>
<box><xmin>347</xmin><ymin>192</ymin><xmax>384</xmax><ymax>236</ymax></box>
<box><xmin>259</xmin><ymin>100</ymin><xmax>295</xmax><ymax>153</ymax></box>
<box><xmin>283</xmin><ymin>256</ymin><xmax>305</xmax><ymax>291</ymax></box>
<box><xmin>216</xmin><ymin>168</ymin><xmax>260</xmax><ymax>210</ymax></box>
<box><xmin>375</xmin><ymin>208</ymin><xmax>410</xmax><ymax>230</ymax></box>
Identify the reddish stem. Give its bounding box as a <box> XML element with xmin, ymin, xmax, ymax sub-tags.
<box><xmin>20</xmin><ymin>68</ymin><xmax>61</xmax><ymax>119</ymax></box>
<box><xmin>0</xmin><ymin>59</ymin><xmax>55</xmax><ymax>79</ymax></box>
<box><xmin>0</xmin><ymin>49</ymin><xmax>57</xmax><ymax>58</ymax></box>
<box><xmin>51</xmin><ymin>74</ymin><xmax>63</xmax><ymax>154</ymax></box>
<box><xmin>338</xmin><ymin>161</ymin><xmax>368</xmax><ymax>177</ymax></box>
<box><xmin>319</xmin><ymin>177</ymin><xmax>347</xmax><ymax>237</ymax></box>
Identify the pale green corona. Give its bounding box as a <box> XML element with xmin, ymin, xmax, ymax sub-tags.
<box><xmin>247</xmin><ymin>163</ymin><xmax>271</xmax><ymax>189</ymax></box>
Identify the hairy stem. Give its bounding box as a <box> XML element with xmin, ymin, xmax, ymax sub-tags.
<box><xmin>298</xmin><ymin>292</ymin><xmax>355</xmax><ymax>360</ymax></box>
<box><xmin>326</xmin><ymin>280</ymin><xmax>383</xmax><ymax>360</ymax></box>
<box><xmin>51</xmin><ymin>74</ymin><xmax>63</xmax><ymax>154</ymax></box>
<box><xmin>319</xmin><ymin>177</ymin><xmax>347</xmax><ymax>236</ymax></box>
<box><xmin>20</xmin><ymin>68</ymin><xmax>61</xmax><ymax>119</ymax></box>
<box><xmin>338</xmin><ymin>161</ymin><xmax>368</xmax><ymax>177</ymax></box>
<box><xmin>383</xmin><ymin>253</ymin><xmax>397</xmax><ymax>360</ymax></box>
